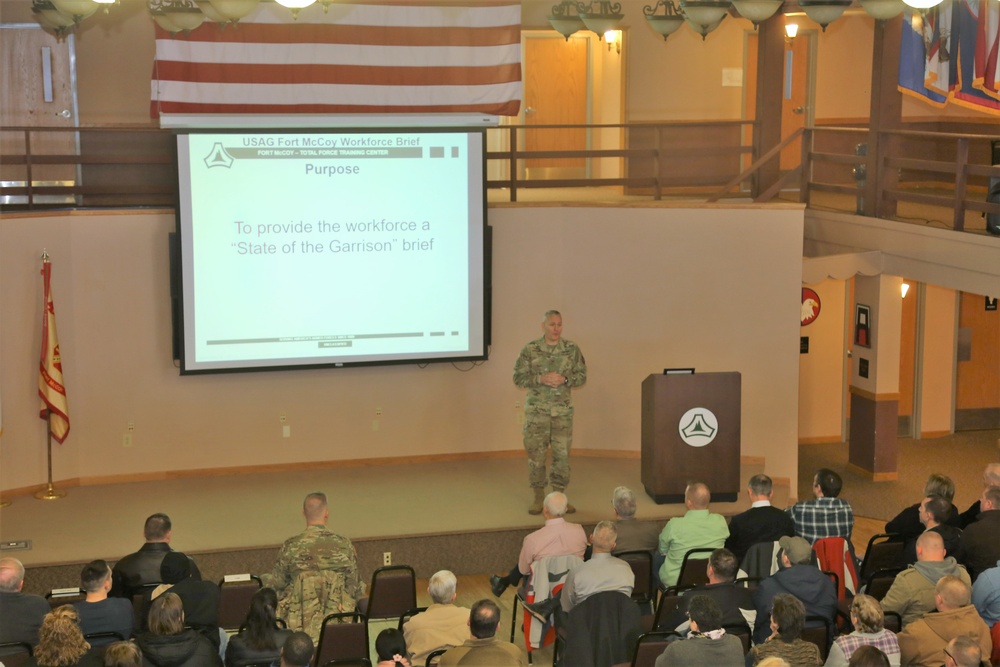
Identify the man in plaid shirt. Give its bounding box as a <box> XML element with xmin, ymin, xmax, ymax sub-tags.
<box><xmin>786</xmin><ymin>468</ymin><xmax>854</xmax><ymax>544</ymax></box>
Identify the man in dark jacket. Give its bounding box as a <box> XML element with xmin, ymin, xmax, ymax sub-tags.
<box><xmin>958</xmin><ymin>464</ymin><xmax>1000</xmax><ymax>528</ymax></box>
<box><xmin>146</xmin><ymin>551</ymin><xmax>221</xmax><ymax>650</ymax></box>
<box><xmin>0</xmin><ymin>557</ymin><xmax>49</xmax><ymax>649</ymax></box>
<box><xmin>725</xmin><ymin>474</ymin><xmax>795</xmax><ymax>563</ymax></box>
<box><xmin>960</xmin><ymin>485</ymin><xmax>1000</xmax><ymax>580</ymax></box>
<box><xmin>111</xmin><ymin>513</ymin><xmax>201</xmax><ymax>599</ymax></box>
<box><xmin>751</xmin><ymin>536</ymin><xmax>836</xmax><ymax>644</ymax></box>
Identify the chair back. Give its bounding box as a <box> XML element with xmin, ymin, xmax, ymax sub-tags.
<box><xmin>561</xmin><ymin>591</ymin><xmax>643</xmax><ymax>667</ymax></box>
<box><xmin>425</xmin><ymin>648</ymin><xmax>447</xmax><ymax>666</ymax></box>
<box><xmin>46</xmin><ymin>587</ymin><xmax>85</xmax><ymax>609</ymax></box>
<box><xmin>863</xmin><ymin>567</ymin><xmax>904</xmax><ymax>601</ymax></box>
<box><xmin>629</xmin><ymin>631</ymin><xmax>679</xmax><ymax>667</ymax></box>
<box><xmin>883</xmin><ymin>611</ymin><xmax>902</xmax><ymax>633</ymax></box>
<box><xmin>0</xmin><ymin>641</ymin><xmax>33</xmax><ymax>667</ymax></box>
<box><xmin>217</xmin><ymin>574</ymin><xmax>263</xmax><ymax>632</ymax></box>
<box><xmin>396</xmin><ymin>606</ymin><xmax>427</xmax><ymax>631</ymax></box>
<box><xmin>84</xmin><ymin>631</ymin><xmax>126</xmax><ymax>648</ymax></box>
<box><xmin>359</xmin><ymin>565</ymin><xmax>416</xmax><ymax>621</ymax></box>
<box><xmin>651</xmin><ymin>594</ymin><xmax>683</xmax><ymax>632</ymax></box>
<box><xmin>315</xmin><ymin>611</ymin><xmax>368</xmax><ymax>667</ymax></box>
<box><xmin>617</xmin><ymin>550</ymin><xmax>655</xmax><ymax>608</ymax></box>
<box><xmin>675</xmin><ymin>548</ymin><xmax>714</xmax><ymax>590</ymax></box>
<box><xmin>722</xmin><ymin>624</ymin><xmax>750</xmax><ymax>653</ymax></box>
<box><xmin>802</xmin><ymin>615</ymin><xmax>833</xmax><ymax>661</ymax></box>
<box><xmin>320</xmin><ymin>660</ymin><xmax>371</xmax><ymax>667</ymax></box>
<box><xmin>858</xmin><ymin>534</ymin><xmax>906</xmax><ymax>580</ymax></box>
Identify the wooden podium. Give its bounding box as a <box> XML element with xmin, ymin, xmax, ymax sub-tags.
<box><xmin>641</xmin><ymin>372</ymin><xmax>742</xmax><ymax>504</ymax></box>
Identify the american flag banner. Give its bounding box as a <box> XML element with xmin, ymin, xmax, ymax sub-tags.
<box><xmin>899</xmin><ymin>0</ymin><xmax>1000</xmax><ymax>115</ymax></box>
<box><xmin>39</xmin><ymin>258</ymin><xmax>70</xmax><ymax>444</ymax></box>
<box><xmin>150</xmin><ymin>1</ymin><xmax>522</xmax><ymax>118</ymax></box>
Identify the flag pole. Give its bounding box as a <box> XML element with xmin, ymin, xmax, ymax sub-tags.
<box><xmin>35</xmin><ymin>412</ymin><xmax>66</xmax><ymax>500</ymax></box>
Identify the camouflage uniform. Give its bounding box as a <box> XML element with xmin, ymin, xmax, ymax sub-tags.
<box><xmin>514</xmin><ymin>336</ymin><xmax>587</xmax><ymax>490</ymax></box>
<box><xmin>263</xmin><ymin>525</ymin><xmax>366</xmax><ymax>641</ymax></box>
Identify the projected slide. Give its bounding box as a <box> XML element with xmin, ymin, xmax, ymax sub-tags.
<box><xmin>176</xmin><ymin>129</ymin><xmax>486</xmax><ymax>373</ymax></box>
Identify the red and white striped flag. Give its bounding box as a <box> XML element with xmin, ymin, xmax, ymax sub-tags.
<box><xmin>151</xmin><ymin>1</ymin><xmax>522</xmax><ymax>117</ymax></box>
<box><xmin>39</xmin><ymin>258</ymin><xmax>70</xmax><ymax>444</ymax></box>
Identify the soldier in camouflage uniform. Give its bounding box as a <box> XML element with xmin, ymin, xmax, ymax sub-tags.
<box><xmin>513</xmin><ymin>310</ymin><xmax>587</xmax><ymax>515</ymax></box>
<box><xmin>263</xmin><ymin>492</ymin><xmax>366</xmax><ymax>642</ymax></box>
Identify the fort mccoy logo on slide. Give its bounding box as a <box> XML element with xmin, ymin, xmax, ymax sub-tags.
<box><xmin>204</xmin><ymin>142</ymin><xmax>235</xmax><ymax>169</ymax></box>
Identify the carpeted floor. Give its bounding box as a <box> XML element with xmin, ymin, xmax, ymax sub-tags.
<box><xmin>798</xmin><ymin>429</ymin><xmax>1000</xmax><ymax>521</ymax></box>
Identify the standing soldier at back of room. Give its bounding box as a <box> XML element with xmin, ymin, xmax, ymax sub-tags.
<box><xmin>264</xmin><ymin>492</ymin><xmax>366</xmax><ymax>642</ymax></box>
<box><xmin>514</xmin><ymin>310</ymin><xmax>587</xmax><ymax>515</ymax></box>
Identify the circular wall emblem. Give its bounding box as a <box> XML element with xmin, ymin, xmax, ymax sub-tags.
<box><xmin>801</xmin><ymin>287</ymin><xmax>821</xmax><ymax>326</ymax></box>
<box><xmin>678</xmin><ymin>408</ymin><xmax>719</xmax><ymax>447</ymax></box>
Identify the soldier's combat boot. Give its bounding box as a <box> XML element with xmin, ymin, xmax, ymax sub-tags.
<box><xmin>528</xmin><ymin>487</ymin><xmax>545</xmax><ymax>515</ymax></box>
<box><xmin>552</xmin><ymin>487</ymin><xmax>576</xmax><ymax>514</ymax></box>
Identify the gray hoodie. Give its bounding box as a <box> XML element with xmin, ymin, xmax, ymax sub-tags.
<box><xmin>880</xmin><ymin>557</ymin><xmax>972</xmax><ymax>626</ymax></box>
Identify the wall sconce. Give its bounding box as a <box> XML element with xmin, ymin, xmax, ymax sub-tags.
<box><xmin>784</xmin><ymin>22</ymin><xmax>799</xmax><ymax>41</ymax></box>
<box><xmin>604</xmin><ymin>29</ymin><xmax>622</xmax><ymax>53</ymax></box>
<box><xmin>901</xmin><ymin>282</ymin><xmax>910</xmax><ymax>298</ymax></box>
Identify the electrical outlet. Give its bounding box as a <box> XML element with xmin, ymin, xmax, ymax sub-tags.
<box><xmin>375</xmin><ymin>407</ymin><xmax>382</xmax><ymax>417</ymax></box>
<box><xmin>279</xmin><ymin>412</ymin><xmax>287</xmax><ymax>424</ymax></box>
<box><xmin>514</xmin><ymin>401</ymin><xmax>521</xmax><ymax>410</ymax></box>
<box><xmin>383</xmin><ymin>552</ymin><xmax>392</xmax><ymax>566</ymax></box>
<box><xmin>127</xmin><ymin>421</ymin><xmax>135</xmax><ymax>432</ymax></box>
<box><xmin>123</xmin><ymin>434</ymin><xmax>133</xmax><ymax>447</ymax></box>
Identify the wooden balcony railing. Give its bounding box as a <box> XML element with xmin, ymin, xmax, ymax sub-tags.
<box><xmin>2</xmin><ymin>122</ymin><xmax>998</xmax><ymax>235</ymax></box>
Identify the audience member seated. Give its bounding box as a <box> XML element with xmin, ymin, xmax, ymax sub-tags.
<box><xmin>657</xmin><ymin>482</ymin><xmax>729</xmax><ymax>589</ymax></box>
<box><xmin>438</xmin><ymin>599</ymin><xmax>527</xmax><ymax>666</ymax></box>
<box><xmin>899</xmin><ymin>494</ymin><xmax>963</xmax><ymax>566</ymax></box>
<box><xmin>148</xmin><ymin>551</ymin><xmax>221</xmax><ymax>651</ymax></box>
<box><xmin>402</xmin><ymin>570</ymin><xmax>469</xmax><ymax>666</ymax></box>
<box><xmin>824</xmin><ymin>594</ymin><xmax>900</xmax><ymax>667</ymax></box>
<box><xmin>847</xmin><ymin>646</ymin><xmax>891</xmax><ymax>667</ymax></box>
<box><xmin>752</xmin><ymin>536</ymin><xmax>836</xmax><ymax>645</ymax></box>
<box><xmin>941</xmin><ymin>636</ymin><xmax>984</xmax><ymax>667</ymax></box>
<box><xmin>786</xmin><ymin>469</ymin><xmax>854</xmax><ymax>545</ymax></box>
<box><xmin>135</xmin><ymin>592</ymin><xmax>221</xmax><ymax>667</ymax></box>
<box><xmin>489</xmin><ymin>492</ymin><xmax>587</xmax><ymax>597</ymax></box>
<box><xmin>610</xmin><ymin>486</ymin><xmax>661</xmax><ymax>554</ymax></box>
<box><xmin>881</xmin><ymin>531</ymin><xmax>971</xmax><ymax>627</ymax></box>
<box><xmin>73</xmin><ymin>560</ymin><xmax>133</xmax><ymax>646</ymax></box>
<box><xmin>263</xmin><ymin>492</ymin><xmax>366</xmax><ymax>642</ymax></box>
<box><xmin>375</xmin><ymin>628</ymin><xmax>411</xmax><ymax>667</ymax></box>
<box><xmin>654</xmin><ymin>595</ymin><xmax>744</xmax><ymax>667</ymax></box>
<box><xmin>896</xmin><ymin>575</ymin><xmax>991</xmax><ymax>667</ymax></box>
<box><xmin>278</xmin><ymin>632</ymin><xmax>313</xmax><ymax>667</ymax></box>
<box><xmin>959</xmin><ymin>485</ymin><xmax>1000</xmax><ymax>580</ymax></box>
<box><xmin>24</xmin><ymin>607</ymin><xmax>103</xmax><ymax>667</ymax></box>
<box><xmin>102</xmin><ymin>641</ymin><xmax>143</xmax><ymax>667</ymax></box>
<box><xmin>971</xmin><ymin>559</ymin><xmax>1000</xmax><ymax>626</ymax></box>
<box><xmin>885</xmin><ymin>474</ymin><xmax>960</xmax><ymax>544</ymax></box>
<box><xmin>958</xmin><ymin>464</ymin><xmax>1000</xmax><ymax>529</ymax></box>
<box><xmin>660</xmin><ymin>548</ymin><xmax>755</xmax><ymax>633</ymax></box>
<box><xmin>726</xmin><ymin>474</ymin><xmax>796</xmax><ymax>564</ymax></box>
<box><xmin>523</xmin><ymin>520</ymin><xmax>633</xmax><ymax>621</ymax></box>
<box><xmin>747</xmin><ymin>594</ymin><xmax>823</xmax><ymax>667</ymax></box>
<box><xmin>110</xmin><ymin>513</ymin><xmax>201</xmax><ymax>600</ymax></box>
<box><xmin>0</xmin><ymin>557</ymin><xmax>50</xmax><ymax>649</ymax></box>
<box><xmin>224</xmin><ymin>587</ymin><xmax>291</xmax><ymax>667</ymax></box>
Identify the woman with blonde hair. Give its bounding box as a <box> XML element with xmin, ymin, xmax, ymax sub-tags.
<box><xmin>102</xmin><ymin>641</ymin><xmax>143</xmax><ymax>667</ymax></box>
<box><xmin>26</xmin><ymin>606</ymin><xmax>103</xmax><ymax>667</ymax></box>
<box><xmin>824</xmin><ymin>595</ymin><xmax>899</xmax><ymax>667</ymax></box>
<box><xmin>135</xmin><ymin>592</ymin><xmax>221</xmax><ymax>667</ymax></box>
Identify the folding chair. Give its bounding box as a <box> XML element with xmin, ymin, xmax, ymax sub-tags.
<box><xmin>627</xmin><ymin>631</ymin><xmax>680</xmax><ymax>667</ymax></box>
<box><xmin>425</xmin><ymin>648</ymin><xmax>447</xmax><ymax>666</ymax></box>
<box><xmin>45</xmin><ymin>586</ymin><xmax>85</xmax><ymax>609</ymax></box>
<box><xmin>355</xmin><ymin>566</ymin><xmax>416</xmax><ymax>639</ymax></box>
<box><xmin>396</xmin><ymin>606</ymin><xmax>427</xmax><ymax>631</ymax></box>
<box><xmin>802</xmin><ymin>615</ymin><xmax>834</xmax><ymax>662</ymax></box>
<box><xmin>650</xmin><ymin>594</ymin><xmax>683</xmax><ymax>632</ymax></box>
<box><xmin>315</xmin><ymin>611</ymin><xmax>368</xmax><ymax>667</ymax></box>
<box><xmin>661</xmin><ymin>547</ymin><xmax>713</xmax><ymax>596</ymax></box>
<box><xmin>617</xmin><ymin>550</ymin><xmax>656</xmax><ymax>613</ymax></box>
<box><xmin>0</xmin><ymin>642</ymin><xmax>33</xmax><ymax>667</ymax></box>
<box><xmin>217</xmin><ymin>573</ymin><xmax>263</xmax><ymax>632</ymax></box>
<box><xmin>83</xmin><ymin>631</ymin><xmax>126</xmax><ymax>648</ymax></box>
<box><xmin>857</xmin><ymin>534</ymin><xmax>906</xmax><ymax>581</ymax></box>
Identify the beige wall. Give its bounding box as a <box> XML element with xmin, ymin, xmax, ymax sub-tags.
<box><xmin>0</xmin><ymin>204</ymin><xmax>806</xmax><ymax>492</ymax></box>
<box><xmin>798</xmin><ymin>279</ymin><xmax>847</xmax><ymax>441</ymax></box>
<box><xmin>919</xmin><ymin>284</ymin><xmax>957</xmax><ymax>435</ymax></box>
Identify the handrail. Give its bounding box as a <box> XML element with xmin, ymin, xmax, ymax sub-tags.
<box><xmin>706</xmin><ymin>127</ymin><xmax>805</xmax><ymax>203</ymax></box>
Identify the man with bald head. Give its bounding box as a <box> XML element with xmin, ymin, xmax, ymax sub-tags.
<box><xmin>0</xmin><ymin>557</ymin><xmax>49</xmax><ymax>649</ymax></box>
<box><xmin>943</xmin><ymin>636</ymin><xmax>983</xmax><ymax>667</ymax></box>
<box><xmin>882</xmin><ymin>531</ymin><xmax>972</xmax><ymax>627</ymax></box>
<box><xmin>897</xmin><ymin>575</ymin><xmax>991</xmax><ymax>667</ymax></box>
<box><xmin>657</xmin><ymin>482</ymin><xmax>729</xmax><ymax>589</ymax></box>
<box><xmin>264</xmin><ymin>492</ymin><xmax>365</xmax><ymax>641</ymax></box>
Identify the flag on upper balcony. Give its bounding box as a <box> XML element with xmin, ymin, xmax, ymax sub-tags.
<box><xmin>150</xmin><ymin>1</ymin><xmax>522</xmax><ymax>118</ymax></box>
<box><xmin>39</xmin><ymin>257</ymin><xmax>70</xmax><ymax>444</ymax></box>
<box><xmin>899</xmin><ymin>0</ymin><xmax>1000</xmax><ymax>115</ymax></box>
